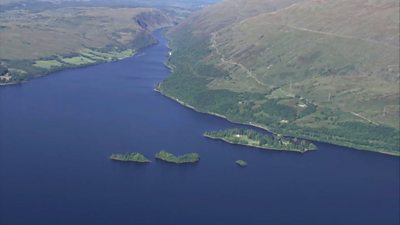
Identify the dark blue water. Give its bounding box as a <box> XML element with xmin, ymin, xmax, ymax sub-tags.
<box><xmin>0</xmin><ymin>31</ymin><xmax>399</xmax><ymax>225</ymax></box>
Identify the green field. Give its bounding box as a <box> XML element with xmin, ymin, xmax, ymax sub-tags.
<box><xmin>33</xmin><ymin>60</ymin><xmax>63</xmax><ymax>70</ymax></box>
<box><xmin>29</xmin><ymin>48</ymin><xmax>138</xmax><ymax>76</ymax></box>
<box><xmin>60</xmin><ymin>56</ymin><xmax>96</xmax><ymax>66</ymax></box>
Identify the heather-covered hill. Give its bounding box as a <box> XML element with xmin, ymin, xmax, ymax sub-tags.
<box><xmin>160</xmin><ymin>0</ymin><xmax>400</xmax><ymax>155</ymax></box>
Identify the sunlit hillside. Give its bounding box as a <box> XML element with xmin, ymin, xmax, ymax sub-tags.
<box><xmin>160</xmin><ymin>0</ymin><xmax>400</xmax><ymax>155</ymax></box>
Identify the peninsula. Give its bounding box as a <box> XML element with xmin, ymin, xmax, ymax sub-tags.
<box><xmin>204</xmin><ymin>128</ymin><xmax>316</xmax><ymax>153</ymax></box>
<box><xmin>155</xmin><ymin>150</ymin><xmax>200</xmax><ymax>164</ymax></box>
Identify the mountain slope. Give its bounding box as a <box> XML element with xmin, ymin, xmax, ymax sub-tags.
<box><xmin>159</xmin><ymin>0</ymin><xmax>400</xmax><ymax>155</ymax></box>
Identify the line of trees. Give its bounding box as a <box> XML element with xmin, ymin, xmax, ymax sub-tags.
<box><xmin>205</xmin><ymin>128</ymin><xmax>316</xmax><ymax>151</ymax></box>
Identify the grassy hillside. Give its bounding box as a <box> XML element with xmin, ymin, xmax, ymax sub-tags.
<box><xmin>159</xmin><ymin>0</ymin><xmax>400</xmax><ymax>155</ymax></box>
<box><xmin>0</xmin><ymin>6</ymin><xmax>173</xmax><ymax>84</ymax></box>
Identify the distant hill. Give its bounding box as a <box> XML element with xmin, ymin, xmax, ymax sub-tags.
<box><xmin>0</xmin><ymin>0</ymin><xmax>218</xmax><ymax>9</ymax></box>
<box><xmin>159</xmin><ymin>0</ymin><xmax>400</xmax><ymax>155</ymax></box>
<box><xmin>0</xmin><ymin>6</ymin><xmax>174</xmax><ymax>83</ymax></box>
<box><xmin>0</xmin><ymin>0</ymin><xmax>221</xmax><ymax>84</ymax></box>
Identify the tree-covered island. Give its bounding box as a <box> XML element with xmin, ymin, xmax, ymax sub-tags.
<box><xmin>204</xmin><ymin>128</ymin><xmax>317</xmax><ymax>153</ymax></box>
<box><xmin>110</xmin><ymin>152</ymin><xmax>151</xmax><ymax>163</ymax></box>
<box><xmin>155</xmin><ymin>150</ymin><xmax>200</xmax><ymax>164</ymax></box>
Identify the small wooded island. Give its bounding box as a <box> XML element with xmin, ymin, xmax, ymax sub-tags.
<box><xmin>155</xmin><ymin>150</ymin><xmax>200</xmax><ymax>164</ymax></box>
<box><xmin>110</xmin><ymin>152</ymin><xmax>151</xmax><ymax>163</ymax></box>
<box><xmin>236</xmin><ymin>160</ymin><xmax>247</xmax><ymax>167</ymax></box>
<box><xmin>204</xmin><ymin>128</ymin><xmax>316</xmax><ymax>153</ymax></box>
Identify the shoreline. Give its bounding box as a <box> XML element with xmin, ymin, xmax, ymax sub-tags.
<box><xmin>203</xmin><ymin>134</ymin><xmax>314</xmax><ymax>153</ymax></box>
<box><xmin>0</xmin><ymin>28</ymin><xmax>168</xmax><ymax>87</ymax></box>
<box><xmin>0</xmin><ymin>81</ymin><xmax>24</xmax><ymax>86</ymax></box>
<box><xmin>155</xmin><ymin>86</ymin><xmax>399</xmax><ymax>157</ymax></box>
<box><xmin>4</xmin><ymin>28</ymin><xmax>398</xmax><ymax>157</ymax></box>
<box><xmin>0</xmin><ymin>53</ymin><xmax>137</xmax><ymax>87</ymax></box>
